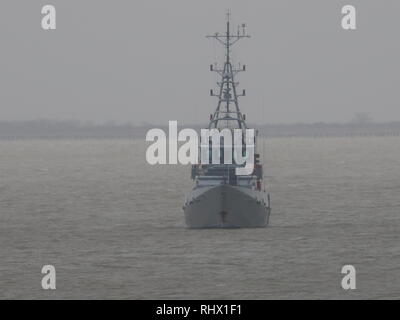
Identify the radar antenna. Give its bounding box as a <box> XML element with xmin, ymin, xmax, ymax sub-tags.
<box><xmin>206</xmin><ymin>11</ymin><xmax>250</xmax><ymax>129</ymax></box>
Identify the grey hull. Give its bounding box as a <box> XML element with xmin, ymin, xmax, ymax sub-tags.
<box><xmin>183</xmin><ymin>185</ymin><xmax>271</xmax><ymax>228</ymax></box>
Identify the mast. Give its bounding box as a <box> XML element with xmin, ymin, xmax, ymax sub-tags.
<box><xmin>206</xmin><ymin>11</ymin><xmax>250</xmax><ymax>129</ymax></box>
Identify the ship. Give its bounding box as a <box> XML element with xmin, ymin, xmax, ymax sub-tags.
<box><xmin>183</xmin><ymin>13</ymin><xmax>271</xmax><ymax>228</ymax></box>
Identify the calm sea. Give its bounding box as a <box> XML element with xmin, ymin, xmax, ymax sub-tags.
<box><xmin>0</xmin><ymin>137</ymin><xmax>399</xmax><ymax>299</ymax></box>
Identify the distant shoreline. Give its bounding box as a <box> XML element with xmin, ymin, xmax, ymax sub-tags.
<box><xmin>1</xmin><ymin>120</ymin><xmax>400</xmax><ymax>139</ymax></box>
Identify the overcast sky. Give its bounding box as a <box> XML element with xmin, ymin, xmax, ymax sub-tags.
<box><xmin>0</xmin><ymin>0</ymin><xmax>399</xmax><ymax>124</ymax></box>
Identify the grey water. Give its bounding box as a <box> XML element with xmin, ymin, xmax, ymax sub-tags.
<box><xmin>0</xmin><ymin>137</ymin><xmax>399</xmax><ymax>299</ymax></box>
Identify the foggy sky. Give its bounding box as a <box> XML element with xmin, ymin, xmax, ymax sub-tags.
<box><xmin>0</xmin><ymin>0</ymin><xmax>399</xmax><ymax>125</ymax></box>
